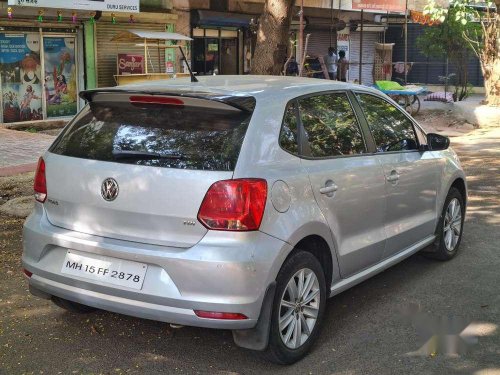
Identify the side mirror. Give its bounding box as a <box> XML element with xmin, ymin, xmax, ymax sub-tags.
<box><xmin>427</xmin><ymin>133</ymin><xmax>450</xmax><ymax>151</ymax></box>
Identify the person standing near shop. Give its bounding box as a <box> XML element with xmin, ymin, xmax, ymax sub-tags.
<box><xmin>325</xmin><ymin>47</ymin><xmax>337</xmax><ymax>80</ymax></box>
<box><xmin>337</xmin><ymin>50</ymin><xmax>349</xmax><ymax>82</ymax></box>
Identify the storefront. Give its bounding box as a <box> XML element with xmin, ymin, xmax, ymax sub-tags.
<box><xmin>1</xmin><ymin>0</ymin><xmax>142</xmax><ymax>123</ymax></box>
<box><xmin>0</xmin><ymin>23</ymin><xmax>84</xmax><ymax>123</ymax></box>
<box><xmin>94</xmin><ymin>11</ymin><xmax>178</xmax><ymax>88</ymax></box>
<box><xmin>190</xmin><ymin>10</ymin><xmax>254</xmax><ymax>75</ymax></box>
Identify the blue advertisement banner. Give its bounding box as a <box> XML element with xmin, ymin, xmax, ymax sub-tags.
<box><xmin>1</xmin><ymin>33</ymin><xmax>43</xmax><ymax>123</ymax></box>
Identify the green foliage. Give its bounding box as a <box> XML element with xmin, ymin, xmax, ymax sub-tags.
<box><xmin>424</xmin><ymin>0</ymin><xmax>495</xmax><ymax>24</ymax></box>
<box><xmin>417</xmin><ymin>7</ymin><xmax>482</xmax><ymax>101</ymax></box>
<box><xmin>417</xmin><ymin>8</ymin><xmax>480</xmax><ymax>58</ymax></box>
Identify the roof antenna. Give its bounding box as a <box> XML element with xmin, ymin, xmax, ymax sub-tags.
<box><xmin>178</xmin><ymin>45</ymin><xmax>198</xmax><ymax>83</ymax></box>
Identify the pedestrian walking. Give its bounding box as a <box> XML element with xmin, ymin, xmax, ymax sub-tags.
<box><xmin>337</xmin><ymin>50</ymin><xmax>349</xmax><ymax>82</ymax></box>
<box><xmin>325</xmin><ymin>47</ymin><xmax>337</xmax><ymax>80</ymax></box>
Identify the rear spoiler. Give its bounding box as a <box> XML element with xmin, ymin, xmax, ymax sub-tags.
<box><xmin>79</xmin><ymin>89</ymin><xmax>256</xmax><ymax>113</ymax></box>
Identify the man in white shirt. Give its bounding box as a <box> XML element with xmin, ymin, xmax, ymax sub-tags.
<box><xmin>325</xmin><ymin>47</ymin><xmax>337</xmax><ymax>80</ymax></box>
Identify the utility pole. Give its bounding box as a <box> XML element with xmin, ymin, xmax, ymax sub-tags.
<box><xmin>298</xmin><ymin>0</ymin><xmax>304</xmax><ymax>65</ymax></box>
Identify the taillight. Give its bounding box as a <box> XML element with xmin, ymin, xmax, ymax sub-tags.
<box><xmin>194</xmin><ymin>310</ymin><xmax>248</xmax><ymax>320</ymax></box>
<box><xmin>197</xmin><ymin>179</ymin><xmax>267</xmax><ymax>231</ymax></box>
<box><xmin>34</xmin><ymin>157</ymin><xmax>47</xmax><ymax>203</ymax></box>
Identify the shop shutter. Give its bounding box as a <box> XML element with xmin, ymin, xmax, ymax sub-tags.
<box><xmin>306</xmin><ymin>30</ymin><xmax>336</xmax><ymax>58</ymax></box>
<box><xmin>96</xmin><ymin>22</ymin><xmax>167</xmax><ymax>88</ymax></box>
<box><xmin>349</xmin><ymin>31</ymin><xmax>380</xmax><ymax>85</ymax></box>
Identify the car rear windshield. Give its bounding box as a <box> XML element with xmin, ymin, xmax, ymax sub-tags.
<box><xmin>49</xmin><ymin>96</ymin><xmax>255</xmax><ymax>171</ymax></box>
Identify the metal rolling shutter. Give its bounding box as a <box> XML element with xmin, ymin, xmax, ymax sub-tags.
<box><xmin>307</xmin><ymin>30</ymin><xmax>336</xmax><ymax>58</ymax></box>
<box><xmin>349</xmin><ymin>32</ymin><xmax>379</xmax><ymax>85</ymax></box>
<box><xmin>96</xmin><ymin>22</ymin><xmax>167</xmax><ymax>87</ymax></box>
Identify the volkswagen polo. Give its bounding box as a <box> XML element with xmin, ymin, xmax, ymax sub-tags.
<box><xmin>22</xmin><ymin>76</ymin><xmax>466</xmax><ymax>364</ymax></box>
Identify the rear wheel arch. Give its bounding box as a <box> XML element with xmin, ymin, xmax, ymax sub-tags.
<box><xmin>286</xmin><ymin>235</ymin><xmax>334</xmax><ymax>292</ymax></box>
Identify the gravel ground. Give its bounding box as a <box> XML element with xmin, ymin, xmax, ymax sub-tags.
<box><xmin>0</xmin><ymin>122</ymin><xmax>499</xmax><ymax>375</ymax></box>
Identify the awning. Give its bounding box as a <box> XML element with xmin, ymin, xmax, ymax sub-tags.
<box><xmin>111</xmin><ymin>30</ymin><xmax>192</xmax><ymax>43</ymax></box>
<box><xmin>191</xmin><ymin>10</ymin><xmax>253</xmax><ymax>28</ymax></box>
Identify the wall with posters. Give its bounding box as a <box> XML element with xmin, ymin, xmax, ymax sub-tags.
<box><xmin>0</xmin><ymin>33</ymin><xmax>43</xmax><ymax>123</ymax></box>
<box><xmin>0</xmin><ymin>31</ymin><xmax>81</xmax><ymax>124</ymax></box>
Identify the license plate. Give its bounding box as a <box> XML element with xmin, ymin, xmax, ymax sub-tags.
<box><xmin>61</xmin><ymin>250</ymin><xmax>148</xmax><ymax>290</ymax></box>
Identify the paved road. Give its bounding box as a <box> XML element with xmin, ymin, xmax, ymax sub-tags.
<box><xmin>0</xmin><ymin>128</ymin><xmax>55</xmax><ymax>176</ymax></box>
<box><xmin>0</xmin><ymin>127</ymin><xmax>499</xmax><ymax>375</ymax></box>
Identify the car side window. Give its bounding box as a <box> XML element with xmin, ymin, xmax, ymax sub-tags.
<box><xmin>279</xmin><ymin>101</ymin><xmax>299</xmax><ymax>155</ymax></box>
<box><xmin>356</xmin><ymin>93</ymin><xmax>418</xmax><ymax>152</ymax></box>
<box><xmin>298</xmin><ymin>92</ymin><xmax>366</xmax><ymax>157</ymax></box>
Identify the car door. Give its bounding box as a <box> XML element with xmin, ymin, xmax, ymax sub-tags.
<box><xmin>297</xmin><ymin>91</ymin><xmax>387</xmax><ymax>277</ymax></box>
<box><xmin>353</xmin><ymin>92</ymin><xmax>440</xmax><ymax>258</ymax></box>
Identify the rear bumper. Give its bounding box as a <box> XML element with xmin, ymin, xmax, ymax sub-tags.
<box><xmin>23</xmin><ymin>205</ymin><xmax>292</xmax><ymax>329</ymax></box>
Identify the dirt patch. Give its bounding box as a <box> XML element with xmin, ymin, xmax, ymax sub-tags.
<box><xmin>414</xmin><ymin>109</ymin><xmax>477</xmax><ymax>137</ymax></box>
<box><xmin>0</xmin><ymin>196</ymin><xmax>34</xmax><ymax>218</ymax></box>
<box><xmin>0</xmin><ymin>172</ymin><xmax>34</xmax><ymax>205</ymax></box>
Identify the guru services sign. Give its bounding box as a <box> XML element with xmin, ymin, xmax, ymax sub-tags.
<box><xmin>8</xmin><ymin>0</ymin><xmax>140</xmax><ymax>13</ymax></box>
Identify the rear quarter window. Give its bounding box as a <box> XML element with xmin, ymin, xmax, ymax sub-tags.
<box><xmin>50</xmin><ymin>97</ymin><xmax>255</xmax><ymax>171</ymax></box>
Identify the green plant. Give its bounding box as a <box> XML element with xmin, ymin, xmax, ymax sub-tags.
<box><xmin>424</xmin><ymin>0</ymin><xmax>500</xmax><ymax>106</ymax></box>
<box><xmin>417</xmin><ymin>8</ymin><xmax>480</xmax><ymax>101</ymax></box>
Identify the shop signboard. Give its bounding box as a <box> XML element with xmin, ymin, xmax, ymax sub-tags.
<box><xmin>43</xmin><ymin>37</ymin><xmax>78</xmax><ymax>118</ymax></box>
<box><xmin>337</xmin><ymin>30</ymin><xmax>350</xmax><ymax>80</ymax></box>
<box><xmin>352</xmin><ymin>0</ymin><xmax>405</xmax><ymax>12</ymax></box>
<box><xmin>8</xmin><ymin>0</ymin><xmax>139</xmax><ymax>13</ymax></box>
<box><xmin>0</xmin><ymin>33</ymin><xmax>43</xmax><ymax>123</ymax></box>
<box><xmin>117</xmin><ymin>54</ymin><xmax>144</xmax><ymax>75</ymax></box>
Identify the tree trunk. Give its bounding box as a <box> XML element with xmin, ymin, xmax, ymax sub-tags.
<box><xmin>482</xmin><ymin>4</ymin><xmax>500</xmax><ymax>106</ymax></box>
<box><xmin>251</xmin><ymin>0</ymin><xmax>295</xmax><ymax>75</ymax></box>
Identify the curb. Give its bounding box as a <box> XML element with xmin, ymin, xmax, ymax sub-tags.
<box><xmin>0</xmin><ymin>163</ymin><xmax>38</xmax><ymax>177</ymax></box>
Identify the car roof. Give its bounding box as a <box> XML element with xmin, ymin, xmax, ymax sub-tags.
<box><xmin>94</xmin><ymin>75</ymin><xmax>381</xmax><ymax>101</ymax></box>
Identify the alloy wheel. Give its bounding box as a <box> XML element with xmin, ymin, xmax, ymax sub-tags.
<box><xmin>443</xmin><ymin>198</ymin><xmax>462</xmax><ymax>252</ymax></box>
<box><xmin>279</xmin><ymin>268</ymin><xmax>320</xmax><ymax>349</ymax></box>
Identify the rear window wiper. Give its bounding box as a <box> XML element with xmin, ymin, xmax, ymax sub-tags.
<box><xmin>112</xmin><ymin>150</ymin><xmax>185</xmax><ymax>160</ymax></box>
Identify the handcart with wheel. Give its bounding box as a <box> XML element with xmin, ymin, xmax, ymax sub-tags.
<box><xmin>374</xmin><ymin>81</ymin><xmax>426</xmax><ymax>116</ymax></box>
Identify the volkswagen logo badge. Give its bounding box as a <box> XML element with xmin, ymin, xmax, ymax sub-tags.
<box><xmin>101</xmin><ymin>178</ymin><xmax>119</xmax><ymax>201</ymax></box>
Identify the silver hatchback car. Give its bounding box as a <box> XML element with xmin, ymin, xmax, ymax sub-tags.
<box><xmin>23</xmin><ymin>76</ymin><xmax>466</xmax><ymax>364</ymax></box>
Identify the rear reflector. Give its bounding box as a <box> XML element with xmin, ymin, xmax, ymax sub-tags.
<box><xmin>197</xmin><ymin>179</ymin><xmax>267</xmax><ymax>231</ymax></box>
<box><xmin>194</xmin><ymin>310</ymin><xmax>248</xmax><ymax>320</ymax></box>
<box><xmin>22</xmin><ymin>269</ymin><xmax>33</xmax><ymax>278</ymax></box>
<box><xmin>34</xmin><ymin>157</ymin><xmax>47</xmax><ymax>203</ymax></box>
<box><xmin>129</xmin><ymin>95</ymin><xmax>184</xmax><ymax>106</ymax></box>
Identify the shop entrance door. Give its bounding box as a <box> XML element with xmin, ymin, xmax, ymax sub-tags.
<box><xmin>192</xmin><ymin>29</ymin><xmax>239</xmax><ymax>75</ymax></box>
<box><xmin>42</xmin><ymin>36</ymin><xmax>78</xmax><ymax>118</ymax></box>
<box><xmin>220</xmin><ymin>38</ymin><xmax>237</xmax><ymax>75</ymax></box>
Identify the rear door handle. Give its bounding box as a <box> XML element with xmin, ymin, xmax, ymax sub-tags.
<box><xmin>319</xmin><ymin>180</ymin><xmax>338</xmax><ymax>197</ymax></box>
<box><xmin>386</xmin><ymin>170</ymin><xmax>400</xmax><ymax>183</ymax></box>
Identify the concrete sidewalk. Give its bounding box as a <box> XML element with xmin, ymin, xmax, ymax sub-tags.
<box><xmin>0</xmin><ymin>128</ymin><xmax>55</xmax><ymax>177</ymax></box>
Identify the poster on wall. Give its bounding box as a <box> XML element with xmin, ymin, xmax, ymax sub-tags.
<box><xmin>117</xmin><ymin>54</ymin><xmax>144</xmax><ymax>75</ymax></box>
<box><xmin>8</xmin><ymin>0</ymin><xmax>139</xmax><ymax>13</ymax></box>
<box><xmin>43</xmin><ymin>37</ymin><xmax>78</xmax><ymax>118</ymax></box>
<box><xmin>0</xmin><ymin>33</ymin><xmax>43</xmax><ymax>123</ymax></box>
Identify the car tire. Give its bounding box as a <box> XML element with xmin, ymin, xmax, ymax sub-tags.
<box><xmin>264</xmin><ymin>251</ymin><xmax>326</xmax><ymax>365</ymax></box>
<box><xmin>425</xmin><ymin>187</ymin><xmax>465</xmax><ymax>261</ymax></box>
<box><xmin>52</xmin><ymin>296</ymin><xmax>97</xmax><ymax>314</ymax></box>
